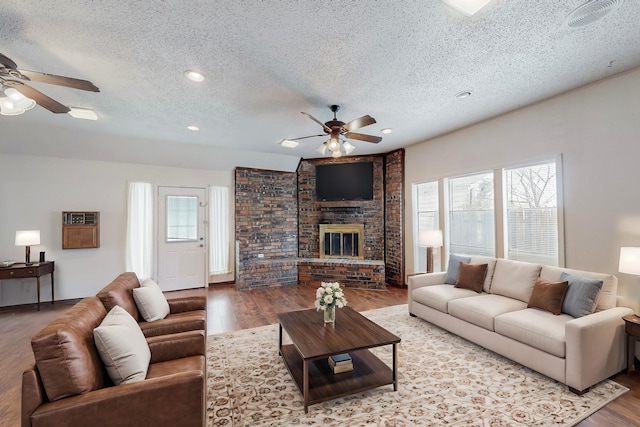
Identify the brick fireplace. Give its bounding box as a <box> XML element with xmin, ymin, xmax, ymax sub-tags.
<box><xmin>234</xmin><ymin>149</ymin><xmax>405</xmax><ymax>290</ymax></box>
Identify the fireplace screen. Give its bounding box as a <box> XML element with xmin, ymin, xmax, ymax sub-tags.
<box><xmin>319</xmin><ymin>224</ymin><xmax>364</xmax><ymax>260</ymax></box>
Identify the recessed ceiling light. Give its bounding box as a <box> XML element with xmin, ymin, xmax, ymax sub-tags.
<box><xmin>187</xmin><ymin>125</ymin><xmax>199</xmax><ymax>131</ymax></box>
<box><xmin>455</xmin><ymin>91</ymin><xmax>472</xmax><ymax>99</ymax></box>
<box><xmin>381</xmin><ymin>128</ymin><xmax>393</xmax><ymax>134</ymax></box>
<box><xmin>68</xmin><ymin>107</ymin><xmax>98</xmax><ymax>120</ymax></box>
<box><xmin>442</xmin><ymin>0</ymin><xmax>492</xmax><ymax>16</ymax></box>
<box><xmin>279</xmin><ymin>139</ymin><xmax>299</xmax><ymax>148</ymax></box>
<box><xmin>184</xmin><ymin>70</ymin><xmax>205</xmax><ymax>82</ymax></box>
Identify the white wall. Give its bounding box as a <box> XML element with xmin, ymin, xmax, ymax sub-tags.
<box><xmin>0</xmin><ymin>154</ymin><xmax>232</xmax><ymax>307</ymax></box>
<box><xmin>405</xmin><ymin>67</ymin><xmax>640</xmax><ymax>308</ymax></box>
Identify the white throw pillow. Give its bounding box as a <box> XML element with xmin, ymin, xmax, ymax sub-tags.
<box><xmin>133</xmin><ymin>279</ymin><xmax>170</xmax><ymax>322</ymax></box>
<box><xmin>93</xmin><ymin>305</ymin><xmax>151</xmax><ymax>385</ymax></box>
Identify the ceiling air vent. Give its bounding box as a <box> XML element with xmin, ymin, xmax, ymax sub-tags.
<box><xmin>565</xmin><ymin>0</ymin><xmax>623</xmax><ymax>28</ymax></box>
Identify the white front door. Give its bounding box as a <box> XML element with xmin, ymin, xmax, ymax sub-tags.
<box><xmin>157</xmin><ymin>186</ymin><xmax>207</xmax><ymax>291</ymax></box>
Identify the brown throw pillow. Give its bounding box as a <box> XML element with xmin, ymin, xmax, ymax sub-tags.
<box><xmin>454</xmin><ymin>263</ymin><xmax>488</xmax><ymax>293</ymax></box>
<box><xmin>528</xmin><ymin>278</ymin><xmax>569</xmax><ymax>315</ymax></box>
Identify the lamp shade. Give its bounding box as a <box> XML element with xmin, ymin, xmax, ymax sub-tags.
<box><xmin>15</xmin><ymin>230</ymin><xmax>40</xmax><ymax>246</ymax></box>
<box><xmin>619</xmin><ymin>247</ymin><xmax>640</xmax><ymax>275</ymax></box>
<box><xmin>419</xmin><ymin>229</ymin><xmax>443</xmax><ymax>247</ymax></box>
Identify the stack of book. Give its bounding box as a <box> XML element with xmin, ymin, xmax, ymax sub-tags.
<box><xmin>328</xmin><ymin>353</ymin><xmax>353</xmax><ymax>374</ymax></box>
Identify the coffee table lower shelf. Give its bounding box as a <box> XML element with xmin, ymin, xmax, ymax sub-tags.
<box><xmin>280</xmin><ymin>344</ymin><xmax>395</xmax><ymax>412</ymax></box>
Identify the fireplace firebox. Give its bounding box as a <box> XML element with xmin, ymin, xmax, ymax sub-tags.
<box><xmin>319</xmin><ymin>224</ymin><xmax>364</xmax><ymax>260</ymax></box>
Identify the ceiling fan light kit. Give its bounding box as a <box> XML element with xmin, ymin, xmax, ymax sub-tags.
<box><xmin>442</xmin><ymin>0</ymin><xmax>492</xmax><ymax>16</ymax></box>
<box><xmin>0</xmin><ymin>86</ymin><xmax>36</xmax><ymax>115</ymax></box>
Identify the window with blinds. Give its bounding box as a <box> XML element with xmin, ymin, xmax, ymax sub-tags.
<box><xmin>414</xmin><ymin>181</ymin><xmax>440</xmax><ymax>272</ymax></box>
<box><xmin>505</xmin><ymin>161</ymin><xmax>559</xmax><ymax>265</ymax></box>
<box><xmin>448</xmin><ymin>172</ymin><xmax>495</xmax><ymax>257</ymax></box>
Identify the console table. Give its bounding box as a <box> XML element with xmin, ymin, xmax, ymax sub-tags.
<box><xmin>0</xmin><ymin>261</ymin><xmax>55</xmax><ymax>311</ymax></box>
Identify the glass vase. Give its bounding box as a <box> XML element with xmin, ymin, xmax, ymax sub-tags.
<box><xmin>324</xmin><ymin>305</ymin><xmax>336</xmax><ymax>325</ymax></box>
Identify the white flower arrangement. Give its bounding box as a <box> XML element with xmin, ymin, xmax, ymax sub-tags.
<box><xmin>315</xmin><ymin>282</ymin><xmax>347</xmax><ymax>311</ymax></box>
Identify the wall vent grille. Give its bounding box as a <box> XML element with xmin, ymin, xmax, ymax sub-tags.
<box><xmin>565</xmin><ymin>0</ymin><xmax>623</xmax><ymax>28</ymax></box>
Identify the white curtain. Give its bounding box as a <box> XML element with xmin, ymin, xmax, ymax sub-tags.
<box><xmin>209</xmin><ymin>185</ymin><xmax>230</xmax><ymax>275</ymax></box>
<box><xmin>126</xmin><ymin>182</ymin><xmax>153</xmax><ymax>280</ymax></box>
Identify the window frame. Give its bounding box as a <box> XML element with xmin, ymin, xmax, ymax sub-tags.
<box><xmin>411</xmin><ymin>154</ymin><xmax>565</xmax><ymax>272</ymax></box>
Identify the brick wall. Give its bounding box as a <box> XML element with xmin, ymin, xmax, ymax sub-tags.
<box><xmin>384</xmin><ymin>149</ymin><xmax>405</xmax><ymax>287</ymax></box>
<box><xmin>234</xmin><ymin>167</ymin><xmax>298</xmax><ymax>290</ymax></box>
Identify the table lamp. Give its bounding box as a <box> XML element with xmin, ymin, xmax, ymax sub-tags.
<box><xmin>15</xmin><ymin>230</ymin><xmax>40</xmax><ymax>265</ymax></box>
<box><xmin>419</xmin><ymin>229</ymin><xmax>444</xmax><ymax>273</ymax></box>
<box><xmin>619</xmin><ymin>247</ymin><xmax>640</xmax><ymax>316</ymax></box>
<box><xmin>619</xmin><ymin>247</ymin><xmax>640</xmax><ymax>275</ymax></box>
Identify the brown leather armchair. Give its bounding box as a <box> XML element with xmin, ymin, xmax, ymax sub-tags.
<box><xmin>96</xmin><ymin>272</ymin><xmax>207</xmax><ymax>337</ymax></box>
<box><xmin>22</xmin><ymin>296</ymin><xmax>206</xmax><ymax>427</ymax></box>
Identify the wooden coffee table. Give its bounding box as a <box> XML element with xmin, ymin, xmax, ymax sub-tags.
<box><xmin>278</xmin><ymin>306</ymin><xmax>401</xmax><ymax>412</ymax></box>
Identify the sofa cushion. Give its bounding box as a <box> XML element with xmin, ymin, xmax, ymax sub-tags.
<box><xmin>490</xmin><ymin>259</ymin><xmax>542</xmax><ymax>303</ymax></box>
<box><xmin>448</xmin><ymin>294</ymin><xmax>527</xmax><ymax>331</ymax></box>
<box><xmin>527</xmin><ymin>278</ymin><xmax>569</xmax><ymax>315</ymax></box>
<box><xmin>469</xmin><ymin>256</ymin><xmax>497</xmax><ymax>293</ymax></box>
<box><xmin>133</xmin><ymin>279</ymin><xmax>170</xmax><ymax>322</ymax></box>
<box><xmin>412</xmin><ymin>284</ymin><xmax>479</xmax><ymax>313</ymax></box>
<box><xmin>540</xmin><ymin>265</ymin><xmax>616</xmax><ymax>312</ymax></box>
<box><xmin>454</xmin><ymin>262</ymin><xmax>488</xmax><ymax>293</ymax></box>
<box><xmin>97</xmin><ymin>272</ymin><xmax>141</xmax><ymax>321</ymax></box>
<box><xmin>559</xmin><ymin>272</ymin><xmax>603</xmax><ymax>318</ymax></box>
<box><xmin>495</xmin><ymin>309</ymin><xmax>573</xmax><ymax>358</ymax></box>
<box><xmin>94</xmin><ymin>305</ymin><xmax>151</xmax><ymax>385</ymax></box>
<box><xmin>31</xmin><ymin>297</ymin><xmax>108</xmax><ymax>401</ymax></box>
<box><xmin>444</xmin><ymin>254</ymin><xmax>472</xmax><ymax>284</ymax></box>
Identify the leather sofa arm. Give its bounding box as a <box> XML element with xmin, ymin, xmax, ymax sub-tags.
<box><xmin>565</xmin><ymin>306</ymin><xmax>634</xmax><ymax>392</ymax></box>
<box><xmin>147</xmin><ymin>330</ymin><xmax>206</xmax><ymax>363</ymax></box>
<box><xmin>29</xmin><ymin>369</ymin><xmax>205</xmax><ymax>427</ymax></box>
<box><xmin>167</xmin><ymin>295</ymin><xmax>207</xmax><ymax>313</ymax></box>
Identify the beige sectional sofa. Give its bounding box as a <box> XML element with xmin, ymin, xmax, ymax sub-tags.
<box><xmin>408</xmin><ymin>256</ymin><xmax>633</xmax><ymax>394</ymax></box>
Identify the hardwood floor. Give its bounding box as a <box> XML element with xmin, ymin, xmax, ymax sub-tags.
<box><xmin>1</xmin><ymin>283</ymin><xmax>639</xmax><ymax>426</ymax></box>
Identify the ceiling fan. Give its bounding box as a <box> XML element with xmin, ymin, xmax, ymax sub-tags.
<box><xmin>285</xmin><ymin>105</ymin><xmax>382</xmax><ymax>157</ymax></box>
<box><xmin>0</xmin><ymin>52</ymin><xmax>99</xmax><ymax>115</ymax></box>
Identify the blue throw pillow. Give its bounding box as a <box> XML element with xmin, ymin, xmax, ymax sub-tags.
<box><xmin>560</xmin><ymin>272</ymin><xmax>603</xmax><ymax>318</ymax></box>
<box><xmin>444</xmin><ymin>254</ymin><xmax>472</xmax><ymax>285</ymax></box>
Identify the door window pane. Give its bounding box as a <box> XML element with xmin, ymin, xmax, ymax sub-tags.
<box><xmin>166</xmin><ymin>196</ymin><xmax>198</xmax><ymax>242</ymax></box>
<box><xmin>448</xmin><ymin>173</ymin><xmax>495</xmax><ymax>256</ymax></box>
<box><xmin>505</xmin><ymin>161</ymin><xmax>559</xmax><ymax>265</ymax></box>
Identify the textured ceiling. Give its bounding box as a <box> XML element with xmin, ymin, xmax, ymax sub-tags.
<box><xmin>1</xmin><ymin>0</ymin><xmax>640</xmax><ymax>165</ymax></box>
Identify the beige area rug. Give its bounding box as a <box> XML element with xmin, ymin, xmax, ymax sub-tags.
<box><xmin>207</xmin><ymin>304</ymin><xmax>627</xmax><ymax>426</ymax></box>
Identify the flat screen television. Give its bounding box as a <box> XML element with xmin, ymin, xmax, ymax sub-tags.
<box><xmin>316</xmin><ymin>161</ymin><xmax>374</xmax><ymax>201</ymax></box>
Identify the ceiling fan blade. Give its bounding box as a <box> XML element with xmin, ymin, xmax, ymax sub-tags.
<box><xmin>301</xmin><ymin>112</ymin><xmax>331</xmax><ymax>133</ymax></box>
<box><xmin>289</xmin><ymin>134</ymin><xmax>326</xmax><ymax>141</ymax></box>
<box><xmin>0</xmin><ymin>53</ymin><xmax>18</xmax><ymax>69</ymax></box>
<box><xmin>12</xmin><ymin>83</ymin><xmax>71</xmax><ymax>113</ymax></box>
<box><xmin>345</xmin><ymin>132</ymin><xmax>382</xmax><ymax>144</ymax></box>
<box><xmin>18</xmin><ymin>69</ymin><xmax>100</xmax><ymax>92</ymax></box>
<box><xmin>343</xmin><ymin>115</ymin><xmax>376</xmax><ymax>131</ymax></box>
